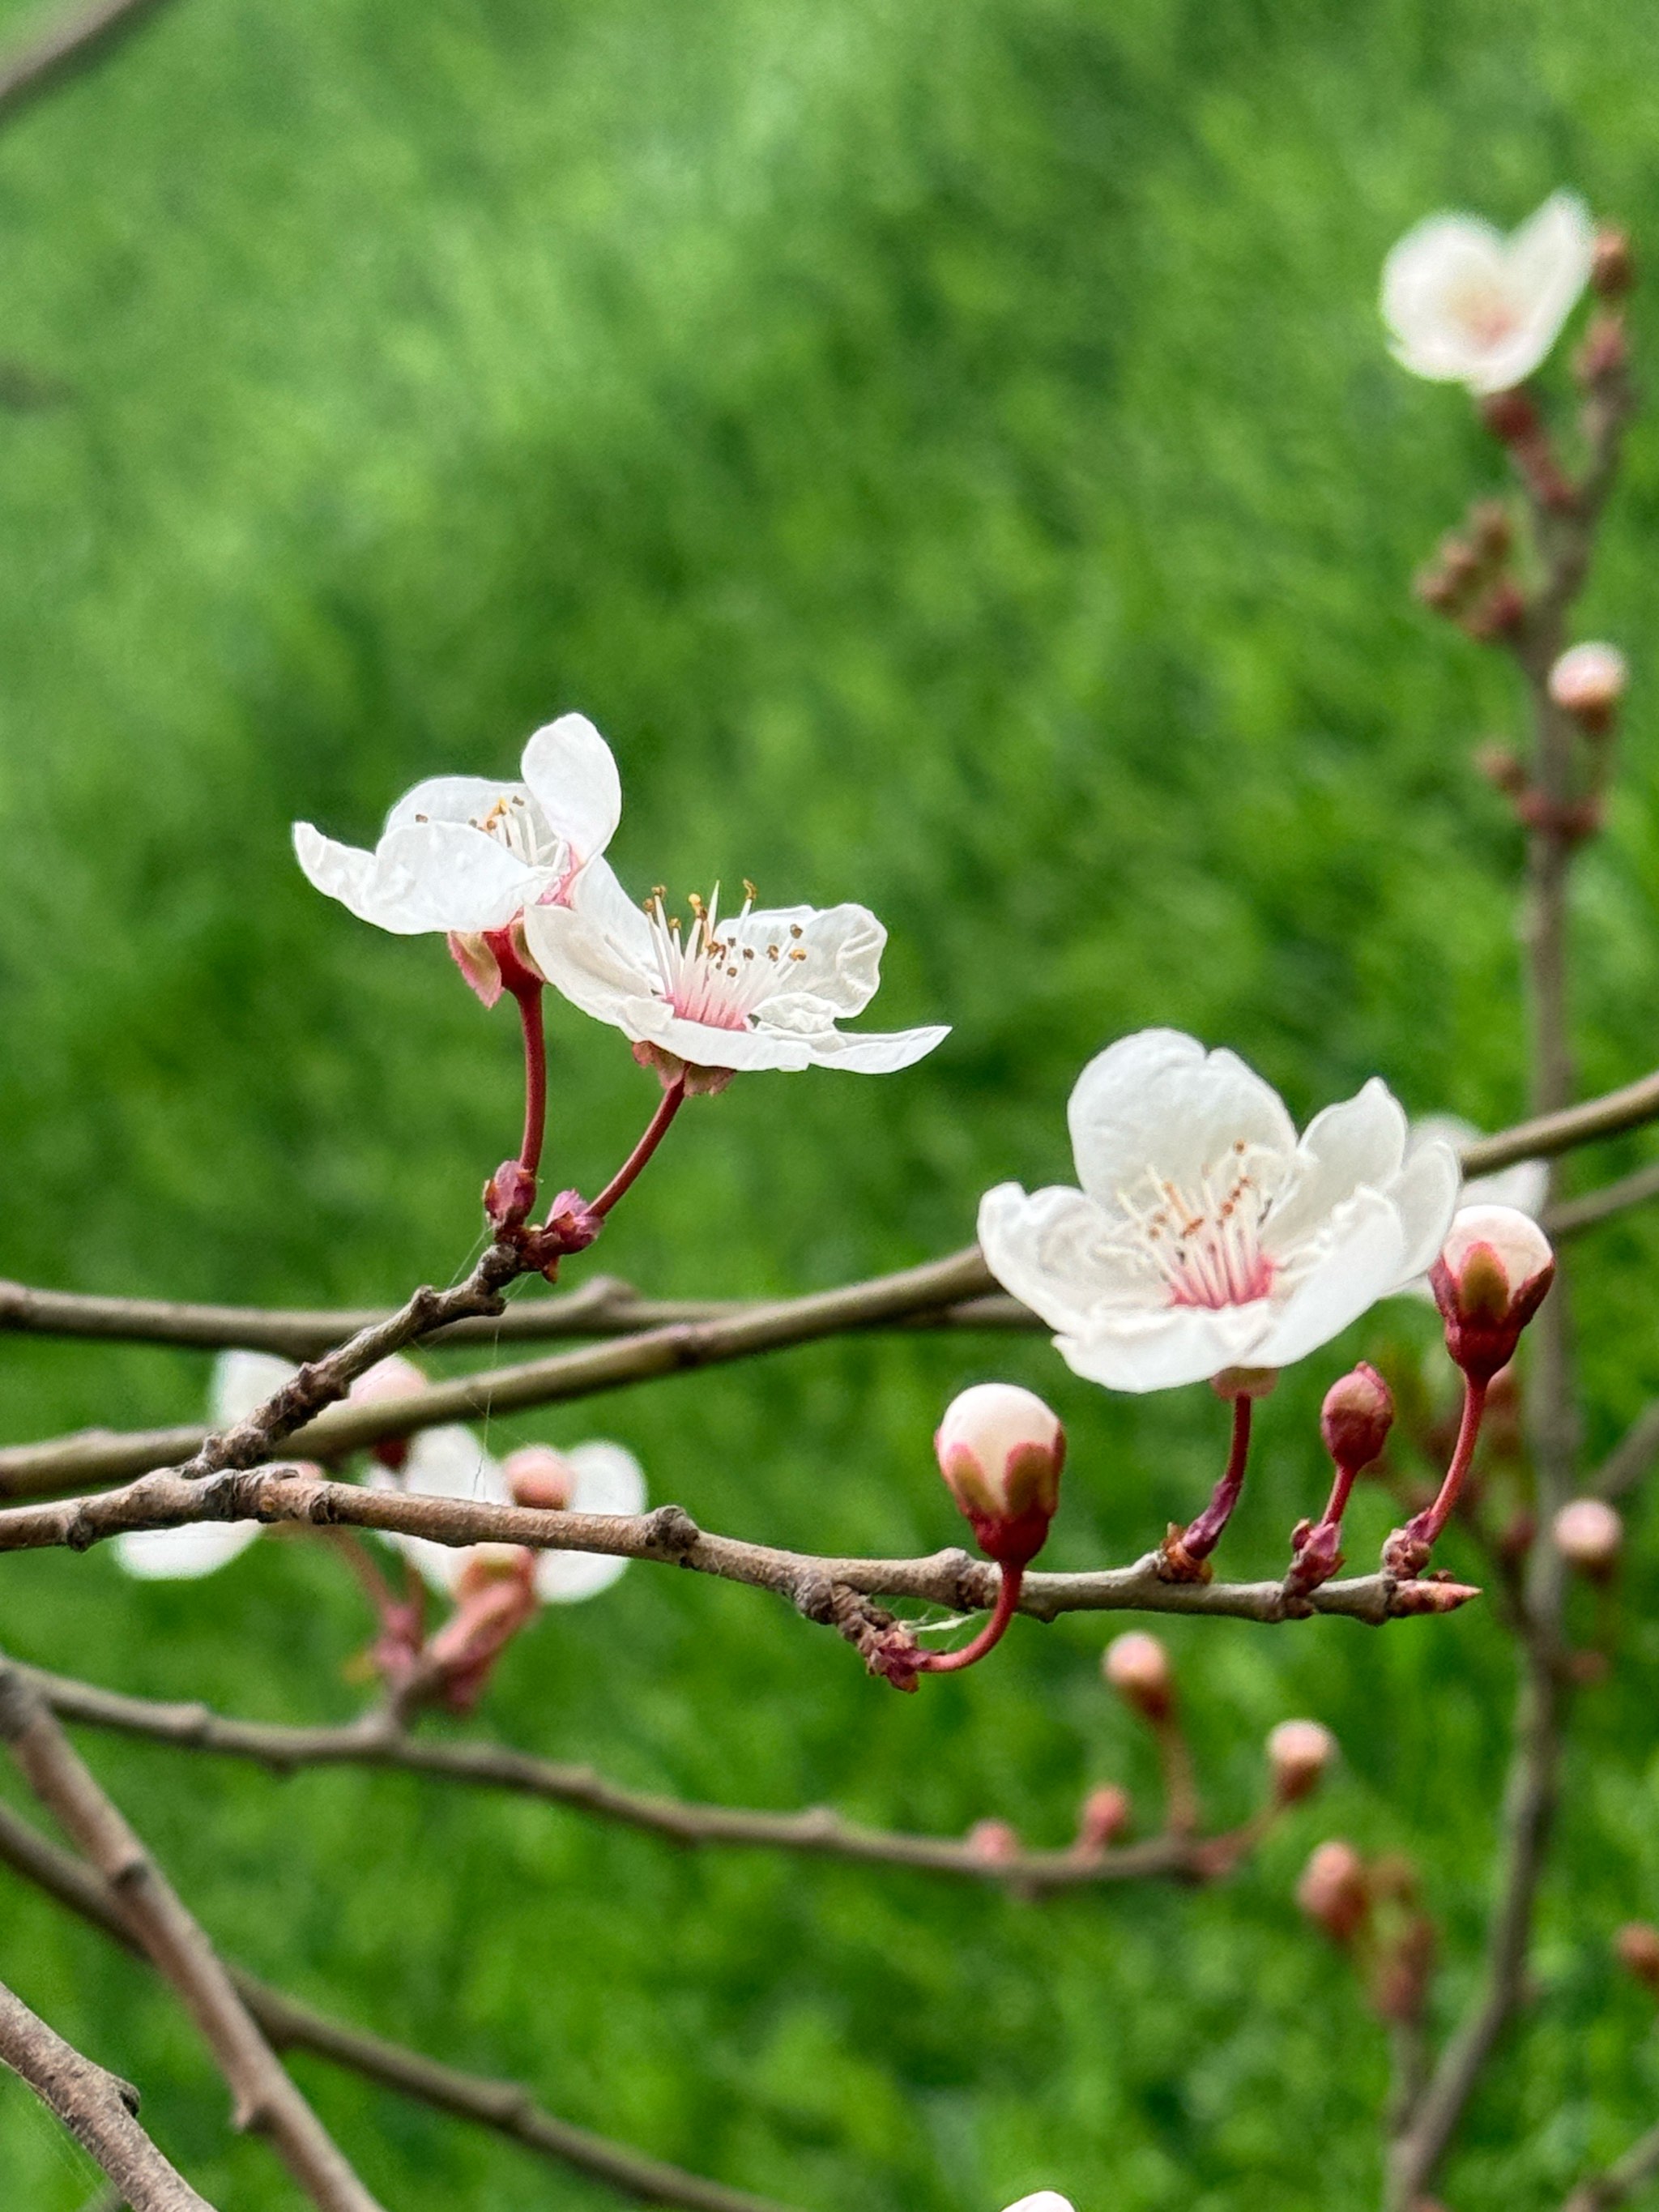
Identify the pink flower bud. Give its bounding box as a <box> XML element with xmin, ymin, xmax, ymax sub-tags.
<box><xmin>966</xmin><ymin>1817</ymin><xmax>1021</xmax><ymax>1864</ymax></box>
<box><xmin>1548</xmin><ymin>642</ymin><xmax>1627</xmax><ymax>732</ymax></box>
<box><xmin>1431</xmin><ymin>1205</ymin><xmax>1555</xmax><ymax>1382</ymax></box>
<box><xmin>503</xmin><ymin>1445</ymin><xmax>577</xmax><ymax>1511</ymax></box>
<box><xmin>934</xmin><ymin>1383</ymin><xmax>1064</xmax><ymax>1568</ymax></box>
<box><xmin>484</xmin><ymin>1158</ymin><xmax>538</xmax><ymax>1232</ymax></box>
<box><xmin>1102</xmin><ymin>1631</ymin><xmax>1173</xmax><ymax>1723</ymax></box>
<box><xmin>1553</xmin><ymin>1496</ymin><xmax>1623</xmax><ymax>1576</ymax></box>
<box><xmin>348</xmin><ymin>1354</ymin><xmax>427</xmax><ymax>1473</ymax></box>
<box><xmin>1297</xmin><ymin>1838</ymin><xmax>1370</xmax><ymax>1944</ymax></box>
<box><xmin>1592</xmin><ymin>228</ymin><xmax>1636</xmax><ymax>299</ymax></box>
<box><xmin>1615</xmin><ymin>1922</ymin><xmax>1659</xmax><ymax>1994</ymax></box>
<box><xmin>1268</xmin><ymin>1719</ymin><xmax>1337</xmax><ymax>1804</ymax></box>
<box><xmin>1075</xmin><ymin>1784</ymin><xmax>1132</xmax><ymax>1853</ymax></box>
<box><xmin>1320</xmin><ymin>1364</ymin><xmax>1394</xmax><ymax>1474</ymax></box>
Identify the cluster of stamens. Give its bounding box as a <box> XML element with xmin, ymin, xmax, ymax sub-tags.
<box><xmin>410</xmin><ymin>791</ymin><xmax>568</xmax><ymax>875</ymax></box>
<box><xmin>1115</xmin><ymin>1141</ymin><xmax>1276</xmax><ymax>1309</ymax></box>
<box><xmin>1446</xmin><ymin>281</ymin><xmax>1520</xmax><ymax>348</ymax></box>
<box><xmin>641</xmin><ymin>881</ymin><xmax>808</xmax><ymax>1030</ymax></box>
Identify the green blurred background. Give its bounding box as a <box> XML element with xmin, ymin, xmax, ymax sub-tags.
<box><xmin>2</xmin><ymin>0</ymin><xmax>1659</xmax><ymax>2203</ymax></box>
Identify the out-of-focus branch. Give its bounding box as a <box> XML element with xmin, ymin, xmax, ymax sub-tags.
<box><xmin>0</xmin><ymin>1972</ymin><xmax>214</xmax><ymax>2210</ymax></box>
<box><xmin>0</xmin><ymin>1467</ymin><xmax>1480</xmax><ymax>1629</ymax></box>
<box><xmin>0</xmin><ymin>1798</ymin><xmax>802</xmax><ymax>2212</ymax></box>
<box><xmin>1459</xmin><ymin>1067</ymin><xmax>1659</xmax><ymax>1176</ymax></box>
<box><xmin>1547</xmin><ymin>1159</ymin><xmax>1659</xmax><ymax>1238</ymax></box>
<box><xmin>0</xmin><ymin>0</ymin><xmax>177</xmax><ymax>122</ymax></box>
<box><xmin>23</xmin><ymin>1664</ymin><xmax>1258</xmax><ymax>1889</ymax></box>
<box><xmin>0</xmin><ymin>1658</ymin><xmax>382</xmax><ymax>2212</ymax></box>
<box><xmin>1563</xmin><ymin>2118</ymin><xmax>1659</xmax><ymax>2211</ymax></box>
<box><xmin>1594</xmin><ymin>1402</ymin><xmax>1659</xmax><ymax>1503</ymax></box>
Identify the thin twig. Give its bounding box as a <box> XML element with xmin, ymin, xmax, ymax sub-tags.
<box><xmin>0</xmin><ymin>1797</ymin><xmax>802</xmax><ymax>2212</ymax></box>
<box><xmin>0</xmin><ymin>1658</ymin><xmax>382</xmax><ymax>2212</ymax></box>
<box><xmin>0</xmin><ymin>1467</ymin><xmax>1482</xmax><ymax>1629</ymax></box>
<box><xmin>1546</xmin><ymin>1159</ymin><xmax>1659</xmax><ymax>1239</ymax></box>
<box><xmin>1563</xmin><ymin>2116</ymin><xmax>1659</xmax><ymax>2211</ymax></box>
<box><xmin>22</xmin><ymin>1664</ymin><xmax>1252</xmax><ymax>1888</ymax></box>
<box><xmin>1594</xmin><ymin>1401</ymin><xmax>1659</xmax><ymax>1504</ymax></box>
<box><xmin>0</xmin><ymin>1971</ymin><xmax>213</xmax><ymax>2210</ymax></box>
<box><xmin>0</xmin><ymin>0</ymin><xmax>176</xmax><ymax>121</ymax></box>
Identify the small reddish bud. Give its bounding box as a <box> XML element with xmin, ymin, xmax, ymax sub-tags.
<box><xmin>1462</xmin><ymin>579</ymin><xmax>1529</xmax><ymax>642</ymax></box>
<box><xmin>1075</xmin><ymin>1783</ymin><xmax>1132</xmax><ymax>1854</ymax></box>
<box><xmin>1576</xmin><ymin>310</ymin><xmax>1631</xmax><ymax>387</ymax></box>
<box><xmin>1468</xmin><ymin>499</ymin><xmax>1513</xmax><ymax>559</ymax></box>
<box><xmin>1549</xmin><ymin>641</ymin><xmax>1627</xmax><ymax>733</ymax></box>
<box><xmin>934</xmin><ymin>1383</ymin><xmax>1064</xmax><ymax>1568</ymax></box>
<box><xmin>1474</xmin><ymin>742</ymin><xmax>1528</xmax><ymax>796</ymax></box>
<box><xmin>1553</xmin><ymin>1497</ymin><xmax>1623</xmax><ymax>1577</ymax></box>
<box><xmin>1415</xmin><ymin>566</ymin><xmax>1464</xmax><ymax>615</ymax></box>
<box><xmin>1321</xmin><ymin>1364</ymin><xmax>1394</xmax><ymax>1474</ymax></box>
<box><xmin>1615</xmin><ymin>1922</ymin><xmax>1659</xmax><ymax>1995</ymax></box>
<box><xmin>1297</xmin><ymin>1839</ymin><xmax>1370</xmax><ymax>1944</ymax></box>
<box><xmin>1592</xmin><ymin>228</ymin><xmax>1636</xmax><ymax>299</ymax></box>
<box><xmin>484</xmin><ymin>1159</ymin><xmax>538</xmax><ymax>1232</ymax></box>
<box><xmin>542</xmin><ymin>1189</ymin><xmax>603</xmax><ymax>1256</ymax></box>
<box><xmin>1480</xmin><ymin>388</ymin><xmax>1542</xmax><ymax>445</ymax></box>
<box><xmin>966</xmin><ymin>1818</ymin><xmax>1021</xmax><ymax>1864</ymax></box>
<box><xmin>1431</xmin><ymin>1205</ymin><xmax>1555</xmax><ymax>1383</ymax></box>
<box><xmin>503</xmin><ymin>1445</ymin><xmax>577</xmax><ymax>1512</ymax></box>
<box><xmin>1102</xmin><ymin>1631</ymin><xmax>1173</xmax><ymax>1724</ymax></box>
<box><xmin>1268</xmin><ymin>1719</ymin><xmax>1338</xmax><ymax>1805</ymax></box>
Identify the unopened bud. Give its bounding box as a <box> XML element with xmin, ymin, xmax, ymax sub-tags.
<box><xmin>1576</xmin><ymin>310</ymin><xmax>1631</xmax><ymax>387</ymax></box>
<box><xmin>503</xmin><ymin>1445</ymin><xmax>576</xmax><ymax>1512</ymax></box>
<box><xmin>1297</xmin><ymin>1839</ymin><xmax>1369</xmax><ymax>1944</ymax></box>
<box><xmin>1431</xmin><ymin>1205</ymin><xmax>1556</xmax><ymax>1382</ymax></box>
<box><xmin>1463</xmin><ymin>579</ymin><xmax>1529</xmax><ymax>642</ymax></box>
<box><xmin>1414</xmin><ymin>565</ymin><xmax>1463</xmax><ymax>615</ymax></box>
<box><xmin>1548</xmin><ymin>641</ymin><xmax>1627</xmax><ymax>733</ymax></box>
<box><xmin>1615</xmin><ymin>1922</ymin><xmax>1659</xmax><ymax>1995</ymax></box>
<box><xmin>484</xmin><ymin>1158</ymin><xmax>538</xmax><ymax>1232</ymax></box>
<box><xmin>1553</xmin><ymin>1496</ymin><xmax>1623</xmax><ymax>1577</ymax></box>
<box><xmin>1075</xmin><ymin>1784</ymin><xmax>1132</xmax><ymax>1853</ymax></box>
<box><xmin>1102</xmin><ymin>1631</ymin><xmax>1173</xmax><ymax>1723</ymax></box>
<box><xmin>1321</xmin><ymin>1364</ymin><xmax>1394</xmax><ymax>1474</ymax></box>
<box><xmin>348</xmin><ymin>1353</ymin><xmax>427</xmax><ymax>1473</ymax></box>
<box><xmin>934</xmin><ymin>1383</ymin><xmax>1064</xmax><ymax>1568</ymax></box>
<box><xmin>1593</xmin><ymin>228</ymin><xmax>1636</xmax><ymax>299</ymax></box>
<box><xmin>1468</xmin><ymin>500</ymin><xmax>1513</xmax><ymax>559</ymax></box>
<box><xmin>1268</xmin><ymin>1719</ymin><xmax>1338</xmax><ymax>1805</ymax></box>
<box><xmin>1473</xmin><ymin>742</ymin><xmax>1527</xmax><ymax>795</ymax></box>
<box><xmin>966</xmin><ymin>1817</ymin><xmax>1021</xmax><ymax>1864</ymax></box>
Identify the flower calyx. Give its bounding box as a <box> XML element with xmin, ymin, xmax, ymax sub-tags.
<box><xmin>1431</xmin><ymin>1205</ymin><xmax>1555</xmax><ymax>1382</ymax></box>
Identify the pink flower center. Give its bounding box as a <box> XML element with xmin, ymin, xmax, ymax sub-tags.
<box><xmin>1447</xmin><ymin>280</ymin><xmax>1520</xmax><ymax>351</ymax></box>
<box><xmin>1123</xmin><ymin>1147</ymin><xmax>1276</xmax><ymax>1309</ymax></box>
<box><xmin>642</xmin><ymin>882</ymin><xmax>807</xmax><ymax>1031</ymax></box>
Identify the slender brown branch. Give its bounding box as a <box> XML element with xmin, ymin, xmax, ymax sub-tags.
<box><xmin>0</xmin><ymin>1972</ymin><xmax>214</xmax><ymax>2210</ymax></box>
<box><xmin>0</xmin><ymin>1658</ymin><xmax>382</xmax><ymax>2212</ymax></box>
<box><xmin>1546</xmin><ymin>1159</ymin><xmax>1659</xmax><ymax>1238</ymax></box>
<box><xmin>0</xmin><ymin>1797</ymin><xmax>804</xmax><ymax>2212</ymax></box>
<box><xmin>20</xmin><ymin>1663</ymin><xmax>1244</xmax><ymax>1888</ymax></box>
<box><xmin>1458</xmin><ymin>1068</ymin><xmax>1659</xmax><ymax>1176</ymax></box>
<box><xmin>0</xmin><ymin>1464</ymin><xmax>1480</xmax><ymax>1628</ymax></box>
<box><xmin>1594</xmin><ymin>1401</ymin><xmax>1659</xmax><ymax>1504</ymax></box>
<box><xmin>0</xmin><ymin>0</ymin><xmax>177</xmax><ymax>121</ymax></box>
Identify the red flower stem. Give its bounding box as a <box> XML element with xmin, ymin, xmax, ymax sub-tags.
<box><xmin>916</xmin><ymin>1565</ymin><xmax>1024</xmax><ymax>1675</ymax></box>
<box><xmin>1315</xmin><ymin>1458</ymin><xmax>1362</xmax><ymax>1539</ymax></box>
<box><xmin>1405</xmin><ymin>1374</ymin><xmax>1489</xmax><ymax>1550</ymax></box>
<box><xmin>1181</xmin><ymin>1395</ymin><xmax>1255</xmax><ymax>1564</ymax></box>
<box><xmin>510</xmin><ymin>980</ymin><xmax>548</xmax><ymax>1178</ymax></box>
<box><xmin>590</xmin><ymin>1078</ymin><xmax>687</xmax><ymax>1220</ymax></box>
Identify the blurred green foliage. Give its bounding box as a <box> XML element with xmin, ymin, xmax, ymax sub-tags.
<box><xmin>2</xmin><ymin>0</ymin><xmax>1659</xmax><ymax>2203</ymax></box>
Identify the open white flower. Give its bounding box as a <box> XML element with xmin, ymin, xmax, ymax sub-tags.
<box><xmin>522</xmin><ymin>860</ymin><xmax>948</xmax><ymax>1076</ymax></box>
<box><xmin>1381</xmin><ymin>191</ymin><xmax>1594</xmax><ymax>394</ymax></box>
<box><xmin>382</xmin><ymin>1427</ymin><xmax>646</xmax><ymax>1605</ymax></box>
<box><xmin>293</xmin><ymin>715</ymin><xmax>621</xmax><ymax>1002</ymax></box>
<box><xmin>114</xmin><ymin>1351</ymin><xmax>424</xmax><ymax>1582</ymax></box>
<box><xmin>979</xmin><ymin>1030</ymin><xmax>1461</xmax><ymax>1392</ymax></box>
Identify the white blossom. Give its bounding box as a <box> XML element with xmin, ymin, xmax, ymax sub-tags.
<box><xmin>522</xmin><ymin>860</ymin><xmax>948</xmax><ymax>1077</ymax></box>
<box><xmin>979</xmin><ymin>1029</ymin><xmax>1460</xmax><ymax>1393</ymax></box>
<box><xmin>292</xmin><ymin>715</ymin><xmax>621</xmax><ymax>999</ymax></box>
<box><xmin>382</xmin><ymin>1428</ymin><xmax>646</xmax><ymax>1605</ymax></box>
<box><xmin>1381</xmin><ymin>191</ymin><xmax>1594</xmax><ymax>394</ymax></box>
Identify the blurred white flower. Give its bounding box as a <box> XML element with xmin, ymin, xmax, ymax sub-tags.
<box><xmin>383</xmin><ymin>1428</ymin><xmax>647</xmax><ymax>1605</ymax></box>
<box><xmin>1549</xmin><ymin>641</ymin><xmax>1628</xmax><ymax>725</ymax></box>
<box><xmin>523</xmin><ymin>862</ymin><xmax>948</xmax><ymax>1078</ymax></box>
<box><xmin>979</xmin><ymin>1030</ymin><xmax>1460</xmax><ymax>1393</ymax></box>
<box><xmin>114</xmin><ymin>1351</ymin><xmax>423</xmax><ymax>1582</ymax></box>
<box><xmin>1001</xmin><ymin>2197</ymin><xmax>1075</xmax><ymax>2212</ymax></box>
<box><xmin>1381</xmin><ymin>191</ymin><xmax>1594</xmax><ymax>394</ymax></box>
<box><xmin>293</xmin><ymin>715</ymin><xmax>621</xmax><ymax>1003</ymax></box>
<box><xmin>1399</xmin><ymin>1116</ymin><xmax>1547</xmax><ymax>1300</ymax></box>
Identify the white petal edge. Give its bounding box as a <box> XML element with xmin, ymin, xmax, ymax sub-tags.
<box><xmin>522</xmin><ymin>715</ymin><xmax>622</xmax><ymax>867</ymax></box>
<box><xmin>114</xmin><ymin>1522</ymin><xmax>263</xmax><ymax>1581</ymax></box>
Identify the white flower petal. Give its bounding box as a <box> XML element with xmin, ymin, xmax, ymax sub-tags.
<box><xmin>1056</xmin><ymin>1302</ymin><xmax>1270</xmax><ymax>1393</ymax></box>
<box><xmin>384</xmin><ymin>1424</ymin><xmax>507</xmax><ymax>1595</ymax></box>
<box><xmin>522</xmin><ymin>715</ymin><xmax>621</xmax><ymax>867</ymax></box>
<box><xmin>1260</xmin><ymin>1078</ymin><xmax>1407</xmax><ymax>1257</ymax></box>
<box><xmin>1067</xmin><ymin>1030</ymin><xmax>1297</xmax><ymax>1212</ymax></box>
<box><xmin>1386</xmin><ymin>1138</ymin><xmax>1464</xmax><ymax>1280</ymax></box>
<box><xmin>294</xmin><ymin>818</ymin><xmax>537</xmax><ymax>935</ymax></box>
<box><xmin>787</xmin><ymin>1023</ymin><xmax>949</xmax><ymax>1074</ymax></box>
<box><xmin>114</xmin><ymin>1522</ymin><xmax>263</xmax><ymax>1581</ymax></box>
<box><xmin>732</xmin><ymin>903</ymin><xmax>887</xmax><ymax>1019</ymax></box>
<box><xmin>1250</xmin><ymin>1190</ymin><xmax>1409</xmax><ymax>1369</ymax></box>
<box><xmin>1382</xmin><ymin>192</ymin><xmax>1593</xmax><ymax>392</ymax></box>
<box><xmin>211</xmin><ymin>1350</ymin><xmax>299</xmax><ymax>1426</ymax></box>
<box><xmin>384</xmin><ymin>776</ymin><xmax>531</xmax><ymax>835</ymax></box>
<box><xmin>530</xmin><ymin>1441</ymin><xmax>645</xmax><ymax>1605</ymax></box>
<box><xmin>979</xmin><ymin>1182</ymin><xmax>1135</xmax><ymax>1334</ymax></box>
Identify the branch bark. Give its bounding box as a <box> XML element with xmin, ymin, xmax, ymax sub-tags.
<box><xmin>22</xmin><ymin>1664</ymin><xmax>1252</xmax><ymax>1889</ymax></box>
<box><xmin>0</xmin><ymin>1972</ymin><xmax>214</xmax><ymax>2209</ymax></box>
<box><xmin>0</xmin><ymin>1797</ymin><xmax>801</xmax><ymax>2212</ymax></box>
<box><xmin>0</xmin><ymin>0</ymin><xmax>177</xmax><ymax>122</ymax></box>
<box><xmin>0</xmin><ymin>1467</ymin><xmax>1480</xmax><ymax>1628</ymax></box>
<box><xmin>0</xmin><ymin>1658</ymin><xmax>382</xmax><ymax>2212</ymax></box>
<box><xmin>1563</xmin><ymin>2117</ymin><xmax>1659</xmax><ymax>2212</ymax></box>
